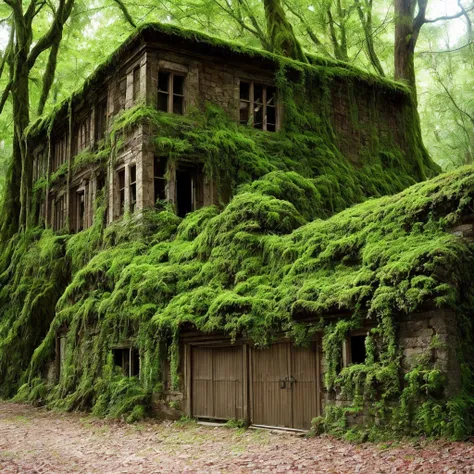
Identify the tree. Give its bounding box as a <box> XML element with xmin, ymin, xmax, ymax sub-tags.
<box><xmin>0</xmin><ymin>0</ymin><xmax>75</xmax><ymax>240</ymax></box>
<box><xmin>394</xmin><ymin>0</ymin><xmax>473</xmax><ymax>99</ymax></box>
<box><xmin>263</xmin><ymin>0</ymin><xmax>307</xmax><ymax>61</ymax></box>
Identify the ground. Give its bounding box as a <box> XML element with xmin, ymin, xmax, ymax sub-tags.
<box><xmin>1</xmin><ymin>403</ymin><xmax>474</xmax><ymax>473</ymax></box>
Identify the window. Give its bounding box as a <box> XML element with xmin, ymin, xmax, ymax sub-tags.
<box><xmin>130</xmin><ymin>165</ymin><xmax>137</xmax><ymax>213</ymax></box>
<box><xmin>76</xmin><ymin>191</ymin><xmax>85</xmax><ymax>232</ymax></box>
<box><xmin>54</xmin><ymin>195</ymin><xmax>66</xmax><ymax>231</ymax></box>
<box><xmin>77</xmin><ymin>118</ymin><xmax>91</xmax><ymax>153</ymax></box>
<box><xmin>53</xmin><ymin>135</ymin><xmax>68</xmax><ymax>171</ymax></box>
<box><xmin>118</xmin><ymin>168</ymin><xmax>125</xmax><ymax>216</ymax></box>
<box><xmin>112</xmin><ymin>347</ymin><xmax>140</xmax><ymax>377</ymax></box>
<box><xmin>175</xmin><ymin>163</ymin><xmax>204</xmax><ymax>217</ymax></box>
<box><xmin>95</xmin><ymin>99</ymin><xmax>107</xmax><ymax>142</ymax></box>
<box><xmin>349</xmin><ymin>335</ymin><xmax>367</xmax><ymax>365</ymax></box>
<box><xmin>239</xmin><ymin>81</ymin><xmax>277</xmax><ymax>132</ymax></box>
<box><xmin>157</xmin><ymin>71</ymin><xmax>184</xmax><ymax>115</ymax></box>
<box><xmin>154</xmin><ymin>156</ymin><xmax>167</xmax><ymax>205</ymax></box>
<box><xmin>133</xmin><ymin>66</ymin><xmax>141</xmax><ymax>102</ymax></box>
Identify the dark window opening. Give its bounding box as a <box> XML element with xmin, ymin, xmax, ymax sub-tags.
<box><xmin>53</xmin><ymin>136</ymin><xmax>67</xmax><ymax>172</ymax></box>
<box><xmin>95</xmin><ymin>99</ymin><xmax>107</xmax><ymax>142</ymax></box>
<box><xmin>154</xmin><ymin>156</ymin><xmax>167</xmax><ymax>204</ymax></box>
<box><xmin>157</xmin><ymin>71</ymin><xmax>184</xmax><ymax>114</ymax></box>
<box><xmin>350</xmin><ymin>335</ymin><xmax>367</xmax><ymax>365</ymax></box>
<box><xmin>133</xmin><ymin>66</ymin><xmax>141</xmax><ymax>101</ymax></box>
<box><xmin>130</xmin><ymin>165</ymin><xmax>137</xmax><ymax>213</ymax></box>
<box><xmin>176</xmin><ymin>169</ymin><xmax>194</xmax><ymax>217</ymax></box>
<box><xmin>54</xmin><ymin>196</ymin><xmax>66</xmax><ymax>231</ymax></box>
<box><xmin>118</xmin><ymin>169</ymin><xmax>125</xmax><ymax>216</ymax></box>
<box><xmin>239</xmin><ymin>81</ymin><xmax>277</xmax><ymax>132</ymax></box>
<box><xmin>112</xmin><ymin>347</ymin><xmax>140</xmax><ymax>377</ymax></box>
<box><xmin>77</xmin><ymin>118</ymin><xmax>91</xmax><ymax>153</ymax></box>
<box><xmin>77</xmin><ymin>191</ymin><xmax>85</xmax><ymax>232</ymax></box>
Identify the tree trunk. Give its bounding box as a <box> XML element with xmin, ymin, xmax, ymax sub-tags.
<box><xmin>263</xmin><ymin>0</ymin><xmax>307</xmax><ymax>62</ymax></box>
<box><xmin>394</xmin><ymin>0</ymin><xmax>418</xmax><ymax>98</ymax></box>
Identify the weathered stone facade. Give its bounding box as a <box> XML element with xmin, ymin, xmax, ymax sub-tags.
<box><xmin>28</xmin><ymin>25</ymin><xmax>419</xmax><ymax>234</ymax></box>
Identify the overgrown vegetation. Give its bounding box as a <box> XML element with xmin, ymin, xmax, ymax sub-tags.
<box><xmin>1</xmin><ymin>162</ymin><xmax>473</xmax><ymax>437</ymax></box>
<box><xmin>0</xmin><ymin>27</ymin><xmax>470</xmax><ymax>438</ymax></box>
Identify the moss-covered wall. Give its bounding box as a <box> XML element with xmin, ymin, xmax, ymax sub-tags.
<box><xmin>3</xmin><ymin>22</ymin><xmax>467</xmax><ymax>438</ymax></box>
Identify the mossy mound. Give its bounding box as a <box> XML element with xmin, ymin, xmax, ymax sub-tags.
<box><xmin>1</xmin><ymin>165</ymin><xmax>474</xmax><ymax>437</ymax></box>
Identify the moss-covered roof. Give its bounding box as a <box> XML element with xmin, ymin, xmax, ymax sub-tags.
<box><xmin>26</xmin><ymin>22</ymin><xmax>410</xmax><ymax>140</ymax></box>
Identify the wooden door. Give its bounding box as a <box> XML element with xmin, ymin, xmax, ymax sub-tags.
<box><xmin>251</xmin><ymin>342</ymin><xmax>319</xmax><ymax>430</ymax></box>
<box><xmin>251</xmin><ymin>343</ymin><xmax>291</xmax><ymax>428</ymax></box>
<box><xmin>290</xmin><ymin>343</ymin><xmax>319</xmax><ymax>430</ymax></box>
<box><xmin>191</xmin><ymin>345</ymin><xmax>243</xmax><ymax>420</ymax></box>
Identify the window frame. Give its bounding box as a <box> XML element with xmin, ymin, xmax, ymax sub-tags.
<box><xmin>342</xmin><ymin>330</ymin><xmax>370</xmax><ymax>367</ymax></box>
<box><xmin>129</xmin><ymin>165</ymin><xmax>137</xmax><ymax>214</ymax></box>
<box><xmin>117</xmin><ymin>168</ymin><xmax>126</xmax><ymax>217</ymax></box>
<box><xmin>111</xmin><ymin>345</ymin><xmax>140</xmax><ymax>377</ymax></box>
<box><xmin>77</xmin><ymin>117</ymin><xmax>91</xmax><ymax>153</ymax></box>
<box><xmin>157</xmin><ymin>70</ymin><xmax>185</xmax><ymax>115</ymax></box>
<box><xmin>133</xmin><ymin>66</ymin><xmax>141</xmax><ymax>102</ymax></box>
<box><xmin>239</xmin><ymin>80</ymin><xmax>277</xmax><ymax>132</ymax></box>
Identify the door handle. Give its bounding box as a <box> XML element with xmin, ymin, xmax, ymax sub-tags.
<box><xmin>287</xmin><ymin>375</ymin><xmax>296</xmax><ymax>389</ymax></box>
<box><xmin>279</xmin><ymin>377</ymin><xmax>286</xmax><ymax>389</ymax></box>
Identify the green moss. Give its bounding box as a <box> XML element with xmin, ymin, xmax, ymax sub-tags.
<box><xmin>1</xmin><ymin>164</ymin><xmax>471</xmax><ymax>431</ymax></box>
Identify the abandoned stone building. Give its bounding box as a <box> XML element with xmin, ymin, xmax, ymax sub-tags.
<box><xmin>27</xmin><ymin>24</ymin><xmax>459</xmax><ymax>432</ymax></box>
<box><xmin>29</xmin><ymin>24</ymin><xmax>419</xmax><ymax>235</ymax></box>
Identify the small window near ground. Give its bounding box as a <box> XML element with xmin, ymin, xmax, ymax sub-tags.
<box><xmin>130</xmin><ymin>165</ymin><xmax>137</xmax><ymax>213</ymax></box>
<box><xmin>154</xmin><ymin>156</ymin><xmax>167</xmax><ymax>204</ymax></box>
<box><xmin>350</xmin><ymin>335</ymin><xmax>367</xmax><ymax>365</ymax></box>
<box><xmin>239</xmin><ymin>81</ymin><xmax>277</xmax><ymax>132</ymax></box>
<box><xmin>157</xmin><ymin>71</ymin><xmax>185</xmax><ymax>115</ymax></box>
<box><xmin>112</xmin><ymin>347</ymin><xmax>140</xmax><ymax>377</ymax></box>
<box><xmin>118</xmin><ymin>169</ymin><xmax>125</xmax><ymax>216</ymax></box>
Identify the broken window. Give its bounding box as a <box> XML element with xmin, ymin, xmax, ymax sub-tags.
<box><xmin>77</xmin><ymin>117</ymin><xmax>91</xmax><ymax>153</ymax></box>
<box><xmin>239</xmin><ymin>81</ymin><xmax>277</xmax><ymax>132</ymax></box>
<box><xmin>349</xmin><ymin>335</ymin><xmax>367</xmax><ymax>365</ymax></box>
<box><xmin>112</xmin><ymin>347</ymin><xmax>140</xmax><ymax>377</ymax></box>
<box><xmin>130</xmin><ymin>165</ymin><xmax>137</xmax><ymax>213</ymax></box>
<box><xmin>157</xmin><ymin>71</ymin><xmax>185</xmax><ymax>115</ymax></box>
<box><xmin>154</xmin><ymin>156</ymin><xmax>167</xmax><ymax>205</ymax></box>
<box><xmin>95</xmin><ymin>99</ymin><xmax>107</xmax><ymax>143</ymax></box>
<box><xmin>118</xmin><ymin>168</ymin><xmax>126</xmax><ymax>216</ymax></box>
<box><xmin>133</xmin><ymin>66</ymin><xmax>141</xmax><ymax>102</ymax></box>
<box><xmin>175</xmin><ymin>163</ymin><xmax>204</xmax><ymax>218</ymax></box>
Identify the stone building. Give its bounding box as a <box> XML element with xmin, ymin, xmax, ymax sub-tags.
<box><xmin>28</xmin><ymin>23</ymin><xmax>420</xmax><ymax>235</ymax></box>
<box><xmin>27</xmin><ymin>23</ymin><xmax>453</xmax><ymax>432</ymax></box>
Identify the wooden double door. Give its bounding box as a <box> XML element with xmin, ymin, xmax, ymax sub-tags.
<box><xmin>189</xmin><ymin>341</ymin><xmax>319</xmax><ymax>430</ymax></box>
<box><xmin>250</xmin><ymin>342</ymin><xmax>319</xmax><ymax>430</ymax></box>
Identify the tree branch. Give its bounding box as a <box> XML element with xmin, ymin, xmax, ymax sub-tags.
<box><xmin>424</xmin><ymin>5</ymin><xmax>474</xmax><ymax>24</ymax></box>
<box><xmin>27</xmin><ymin>0</ymin><xmax>74</xmax><ymax>70</ymax></box>
<box><xmin>37</xmin><ymin>38</ymin><xmax>60</xmax><ymax>116</ymax></box>
<box><xmin>111</xmin><ymin>0</ymin><xmax>136</xmax><ymax>28</ymax></box>
<box><xmin>0</xmin><ymin>80</ymin><xmax>12</xmax><ymax>115</ymax></box>
<box><xmin>417</xmin><ymin>41</ymin><xmax>474</xmax><ymax>53</ymax></box>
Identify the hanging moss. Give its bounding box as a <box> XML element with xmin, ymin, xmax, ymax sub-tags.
<box><xmin>2</xmin><ymin>162</ymin><xmax>472</xmax><ymax>434</ymax></box>
<box><xmin>0</xmin><ymin>22</ymin><xmax>463</xmax><ymax>435</ymax></box>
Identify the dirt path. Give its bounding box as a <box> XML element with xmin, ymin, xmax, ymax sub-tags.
<box><xmin>1</xmin><ymin>402</ymin><xmax>474</xmax><ymax>473</ymax></box>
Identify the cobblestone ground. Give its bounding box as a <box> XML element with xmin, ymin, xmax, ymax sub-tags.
<box><xmin>1</xmin><ymin>402</ymin><xmax>474</xmax><ymax>473</ymax></box>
